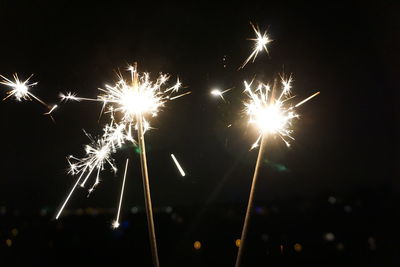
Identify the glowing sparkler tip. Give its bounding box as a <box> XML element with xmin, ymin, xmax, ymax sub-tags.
<box><xmin>244</xmin><ymin>75</ymin><xmax>319</xmax><ymax>148</ymax></box>
<box><xmin>14</xmin><ymin>84</ymin><xmax>28</xmax><ymax>97</ymax></box>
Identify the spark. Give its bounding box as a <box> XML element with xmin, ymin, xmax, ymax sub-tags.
<box><xmin>44</xmin><ymin>105</ymin><xmax>58</xmax><ymax>115</ymax></box>
<box><xmin>1</xmin><ymin>73</ymin><xmax>55</xmax><ymax>115</ymax></box>
<box><xmin>169</xmin><ymin>91</ymin><xmax>192</xmax><ymax>100</ymax></box>
<box><xmin>244</xmin><ymin>75</ymin><xmax>319</xmax><ymax>149</ymax></box>
<box><xmin>112</xmin><ymin>158</ymin><xmax>129</xmax><ymax>229</ymax></box>
<box><xmin>59</xmin><ymin>92</ymin><xmax>98</xmax><ymax>102</ymax></box>
<box><xmin>295</xmin><ymin>91</ymin><xmax>320</xmax><ymax>108</ymax></box>
<box><xmin>210</xmin><ymin>88</ymin><xmax>232</xmax><ymax>101</ymax></box>
<box><xmin>165</xmin><ymin>77</ymin><xmax>182</xmax><ymax>93</ymax></box>
<box><xmin>74</xmin><ymin>133</ymin><xmax>117</xmax><ymax>190</ymax></box>
<box><xmin>240</xmin><ymin>22</ymin><xmax>272</xmax><ymax>69</ymax></box>
<box><xmin>171</xmin><ymin>154</ymin><xmax>186</xmax><ymax>177</ymax></box>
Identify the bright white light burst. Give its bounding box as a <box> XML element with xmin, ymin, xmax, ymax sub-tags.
<box><xmin>0</xmin><ymin>73</ymin><xmax>57</xmax><ymax>116</ymax></box>
<box><xmin>244</xmin><ymin>75</ymin><xmax>319</xmax><ymax>149</ymax></box>
<box><xmin>61</xmin><ymin>65</ymin><xmax>184</xmax><ymax>126</ymax></box>
<box><xmin>210</xmin><ymin>88</ymin><xmax>232</xmax><ymax>101</ymax></box>
<box><xmin>240</xmin><ymin>22</ymin><xmax>272</xmax><ymax>69</ymax></box>
<box><xmin>0</xmin><ymin>73</ymin><xmax>37</xmax><ymax>101</ymax></box>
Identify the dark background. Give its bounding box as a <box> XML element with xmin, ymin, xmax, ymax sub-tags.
<box><xmin>0</xmin><ymin>1</ymin><xmax>398</xmax><ymax>266</ymax></box>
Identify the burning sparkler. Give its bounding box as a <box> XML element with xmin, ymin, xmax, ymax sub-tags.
<box><xmin>235</xmin><ymin>76</ymin><xmax>319</xmax><ymax>266</ymax></box>
<box><xmin>245</xmin><ymin>75</ymin><xmax>308</xmax><ymax>149</ymax></box>
<box><xmin>239</xmin><ymin>22</ymin><xmax>272</xmax><ymax>69</ymax></box>
<box><xmin>235</xmin><ymin>23</ymin><xmax>318</xmax><ymax>265</ymax></box>
<box><xmin>0</xmin><ymin>73</ymin><xmax>58</xmax><ymax>117</ymax></box>
<box><xmin>56</xmin><ymin>63</ymin><xmax>187</xmax><ymax>267</ymax></box>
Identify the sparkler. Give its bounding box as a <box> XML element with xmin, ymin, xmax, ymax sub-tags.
<box><xmin>0</xmin><ymin>73</ymin><xmax>57</xmax><ymax>117</ymax></box>
<box><xmin>235</xmin><ymin>76</ymin><xmax>319</xmax><ymax>267</ymax></box>
<box><xmin>56</xmin><ymin>63</ymin><xmax>186</xmax><ymax>267</ymax></box>
<box><xmin>235</xmin><ymin>22</ymin><xmax>319</xmax><ymax>266</ymax></box>
<box><xmin>239</xmin><ymin>22</ymin><xmax>272</xmax><ymax>69</ymax></box>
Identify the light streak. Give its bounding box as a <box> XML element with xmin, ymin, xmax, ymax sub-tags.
<box><xmin>295</xmin><ymin>91</ymin><xmax>320</xmax><ymax>108</ymax></box>
<box><xmin>171</xmin><ymin>154</ymin><xmax>186</xmax><ymax>177</ymax></box>
<box><xmin>112</xmin><ymin>158</ymin><xmax>129</xmax><ymax>229</ymax></box>
<box><xmin>44</xmin><ymin>105</ymin><xmax>58</xmax><ymax>115</ymax></box>
<box><xmin>210</xmin><ymin>88</ymin><xmax>232</xmax><ymax>101</ymax></box>
<box><xmin>169</xmin><ymin>91</ymin><xmax>192</xmax><ymax>100</ymax></box>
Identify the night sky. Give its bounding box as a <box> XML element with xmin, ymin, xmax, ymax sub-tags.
<box><xmin>0</xmin><ymin>0</ymin><xmax>397</xmax><ymax>219</ymax></box>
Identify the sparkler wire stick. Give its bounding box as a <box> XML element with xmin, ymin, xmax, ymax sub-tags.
<box><xmin>130</xmin><ymin>67</ymin><xmax>159</xmax><ymax>267</ymax></box>
<box><xmin>235</xmin><ymin>135</ymin><xmax>266</xmax><ymax>267</ymax></box>
<box><xmin>137</xmin><ymin>112</ymin><xmax>160</xmax><ymax>267</ymax></box>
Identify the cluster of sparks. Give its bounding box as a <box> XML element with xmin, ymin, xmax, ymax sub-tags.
<box><xmin>56</xmin><ymin>64</ymin><xmax>188</xmax><ymax>226</ymax></box>
<box><xmin>0</xmin><ymin>73</ymin><xmax>58</xmax><ymax>117</ymax></box>
<box><xmin>244</xmin><ymin>76</ymin><xmax>319</xmax><ymax>149</ymax></box>
<box><xmin>210</xmin><ymin>22</ymin><xmax>319</xmax><ymax>150</ymax></box>
<box><xmin>240</xmin><ymin>22</ymin><xmax>272</xmax><ymax>69</ymax></box>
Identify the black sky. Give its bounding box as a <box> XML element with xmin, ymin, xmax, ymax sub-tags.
<box><xmin>0</xmin><ymin>1</ymin><xmax>398</xmax><ymax>212</ymax></box>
